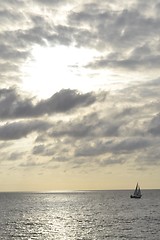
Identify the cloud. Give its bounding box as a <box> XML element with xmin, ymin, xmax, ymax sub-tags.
<box><xmin>28</xmin><ymin>78</ymin><xmax>159</xmax><ymax>169</ymax></box>
<box><xmin>0</xmin><ymin>88</ymin><xmax>96</xmax><ymax>119</ymax></box>
<box><xmin>19</xmin><ymin>159</ymin><xmax>45</xmax><ymax>168</ymax></box>
<box><xmin>0</xmin><ymin>77</ymin><xmax>159</xmax><ymax>170</ymax></box>
<box><xmin>38</xmin><ymin>89</ymin><xmax>96</xmax><ymax>113</ymax></box>
<box><xmin>148</xmin><ymin>114</ymin><xmax>160</xmax><ymax>136</ymax></box>
<box><xmin>1</xmin><ymin>0</ymin><xmax>160</xmax><ymax>174</ymax></box>
<box><xmin>0</xmin><ymin>142</ymin><xmax>13</xmax><ymax>149</ymax></box>
<box><xmin>49</xmin><ymin>114</ymin><xmax>96</xmax><ymax>139</ymax></box>
<box><xmin>8</xmin><ymin>151</ymin><xmax>25</xmax><ymax>161</ymax></box>
<box><xmin>32</xmin><ymin>144</ymin><xmax>54</xmax><ymax>156</ymax></box>
<box><xmin>136</xmin><ymin>146</ymin><xmax>160</xmax><ymax>166</ymax></box>
<box><xmin>75</xmin><ymin>137</ymin><xmax>151</xmax><ymax>157</ymax></box>
<box><xmin>2</xmin><ymin>77</ymin><xmax>159</xmax><ymax>169</ymax></box>
<box><xmin>87</xmin><ymin>52</ymin><xmax>160</xmax><ymax>71</ymax></box>
<box><xmin>32</xmin><ymin>143</ymin><xmax>71</xmax><ymax>163</ymax></box>
<box><xmin>100</xmin><ymin>157</ymin><xmax>126</xmax><ymax>166</ymax></box>
<box><xmin>33</xmin><ymin>0</ymin><xmax>74</xmax><ymax>6</ymax></box>
<box><xmin>0</xmin><ymin>149</ymin><xmax>25</xmax><ymax>162</ymax></box>
<box><xmin>50</xmin><ymin>123</ymin><xmax>92</xmax><ymax>139</ymax></box>
<box><xmin>50</xmin><ymin>116</ymin><xmax>119</xmax><ymax>139</ymax></box>
<box><xmin>0</xmin><ymin>9</ymin><xmax>23</xmax><ymax>25</ymax></box>
<box><xmin>68</xmin><ymin>1</ymin><xmax>160</xmax><ymax>73</ymax></box>
<box><xmin>1</xmin><ymin>0</ymin><xmax>160</xmax><ymax>87</ymax></box>
<box><xmin>2</xmin><ymin>0</ymin><xmax>159</xmax><ymax>98</ymax></box>
<box><xmin>48</xmin><ymin>104</ymin><xmax>141</xmax><ymax>141</ymax></box>
<box><xmin>0</xmin><ymin>120</ymin><xmax>51</xmax><ymax>140</ymax></box>
<box><xmin>0</xmin><ymin>44</ymin><xmax>29</xmax><ymax>62</ymax></box>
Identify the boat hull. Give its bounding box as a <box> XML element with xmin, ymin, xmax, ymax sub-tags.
<box><xmin>130</xmin><ymin>195</ymin><xmax>142</xmax><ymax>199</ymax></box>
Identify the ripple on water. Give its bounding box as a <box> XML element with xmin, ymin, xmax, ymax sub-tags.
<box><xmin>0</xmin><ymin>191</ymin><xmax>160</xmax><ymax>239</ymax></box>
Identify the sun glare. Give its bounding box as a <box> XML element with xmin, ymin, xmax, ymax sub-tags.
<box><xmin>21</xmin><ymin>45</ymin><xmax>101</xmax><ymax>98</ymax></box>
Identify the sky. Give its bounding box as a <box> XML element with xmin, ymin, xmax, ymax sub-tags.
<box><xmin>0</xmin><ymin>0</ymin><xmax>160</xmax><ymax>191</ymax></box>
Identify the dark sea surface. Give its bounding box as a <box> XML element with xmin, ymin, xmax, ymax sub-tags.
<box><xmin>0</xmin><ymin>190</ymin><xmax>160</xmax><ymax>239</ymax></box>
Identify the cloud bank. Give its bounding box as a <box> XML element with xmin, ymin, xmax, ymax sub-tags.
<box><xmin>0</xmin><ymin>0</ymin><xmax>160</xmax><ymax>182</ymax></box>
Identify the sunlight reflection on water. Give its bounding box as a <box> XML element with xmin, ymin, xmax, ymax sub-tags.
<box><xmin>0</xmin><ymin>190</ymin><xmax>160</xmax><ymax>239</ymax></box>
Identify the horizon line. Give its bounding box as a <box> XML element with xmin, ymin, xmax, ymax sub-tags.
<box><xmin>0</xmin><ymin>188</ymin><xmax>160</xmax><ymax>193</ymax></box>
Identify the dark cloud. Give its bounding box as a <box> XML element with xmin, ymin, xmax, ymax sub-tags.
<box><xmin>75</xmin><ymin>137</ymin><xmax>151</xmax><ymax>157</ymax></box>
<box><xmin>136</xmin><ymin>146</ymin><xmax>160</xmax><ymax>166</ymax></box>
<box><xmin>0</xmin><ymin>0</ymin><xmax>25</xmax><ymax>8</ymax></box>
<box><xmin>0</xmin><ymin>120</ymin><xmax>51</xmax><ymax>140</ymax></box>
<box><xmin>49</xmin><ymin>105</ymin><xmax>140</xmax><ymax>140</ymax></box>
<box><xmin>33</xmin><ymin>0</ymin><xmax>72</xmax><ymax>6</ymax></box>
<box><xmin>16</xmin><ymin>27</ymin><xmax>48</xmax><ymax>47</ymax></box>
<box><xmin>68</xmin><ymin>3</ymin><xmax>112</xmax><ymax>27</ymax></box>
<box><xmin>68</xmin><ymin>2</ymin><xmax>160</xmax><ymax>72</ymax></box>
<box><xmin>87</xmin><ymin>52</ymin><xmax>160</xmax><ymax>71</ymax></box>
<box><xmin>0</xmin><ymin>9</ymin><xmax>22</xmax><ymax>23</ymax></box>
<box><xmin>49</xmin><ymin>117</ymin><xmax>93</xmax><ymax>139</ymax></box>
<box><xmin>38</xmin><ymin>89</ymin><xmax>96</xmax><ymax>113</ymax></box>
<box><xmin>0</xmin><ymin>44</ymin><xmax>29</xmax><ymax>61</ymax></box>
<box><xmin>148</xmin><ymin>114</ymin><xmax>160</xmax><ymax>136</ymax></box>
<box><xmin>31</xmin><ymin>143</ymin><xmax>71</xmax><ymax>163</ymax></box>
<box><xmin>75</xmin><ymin>141</ymin><xmax>108</xmax><ymax>157</ymax></box>
<box><xmin>32</xmin><ymin>144</ymin><xmax>54</xmax><ymax>156</ymax></box>
<box><xmin>48</xmin><ymin>111</ymin><xmax>119</xmax><ymax>140</ymax></box>
<box><xmin>111</xmin><ymin>138</ymin><xmax>151</xmax><ymax>153</ymax></box>
<box><xmin>120</xmin><ymin>78</ymin><xmax>160</xmax><ymax>103</ymax></box>
<box><xmin>50</xmin><ymin>123</ymin><xmax>92</xmax><ymax>138</ymax></box>
<box><xmin>0</xmin><ymin>88</ymin><xmax>96</xmax><ymax>119</ymax></box>
<box><xmin>32</xmin><ymin>144</ymin><xmax>45</xmax><ymax>155</ymax></box>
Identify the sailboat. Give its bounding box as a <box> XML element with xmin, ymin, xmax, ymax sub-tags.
<box><xmin>130</xmin><ymin>183</ymin><xmax>142</xmax><ymax>198</ymax></box>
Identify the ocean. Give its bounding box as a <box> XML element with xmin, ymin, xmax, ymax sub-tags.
<box><xmin>0</xmin><ymin>190</ymin><xmax>160</xmax><ymax>239</ymax></box>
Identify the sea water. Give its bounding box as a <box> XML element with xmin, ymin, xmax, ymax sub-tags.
<box><xmin>0</xmin><ymin>190</ymin><xmax>160</xmax><ymax>239</ymax></box>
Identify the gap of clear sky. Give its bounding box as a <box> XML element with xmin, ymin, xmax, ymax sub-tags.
<box><xmin>0</xmin><ymin>0</ymin><xmax>160</xmax><ymax>191</ymax></box>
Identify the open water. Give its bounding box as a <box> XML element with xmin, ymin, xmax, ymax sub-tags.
<box><xmin>0</xmin><ymin>190</ymin><xmax>160</xmax><ymax>239</ymax></box>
